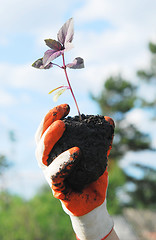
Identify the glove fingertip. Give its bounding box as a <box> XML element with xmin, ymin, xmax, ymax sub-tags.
<box><xmin>104</xmin><ymin>116</ymin><xmax>115</xmax><ymax>128</ymax></box>
<box><xmin>61</xmin><ymin>103</ymin><xmax>70</xmax><ymax>117</ymax></box>
<box><xmin>68</xmin><ymin>147</ymin><xmax>81</xmax><ymax>162</ymax></box>
<box><xmin>41</xmin><ymin>104</ymin><xmax>70</xmax><ymax>137</ymax></box>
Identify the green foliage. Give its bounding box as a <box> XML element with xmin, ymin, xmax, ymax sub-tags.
<box><xmin>92</xmin><ymin>75</ymin><xmax>137</xmax><ymax>118</ymax></box>
<box><xmin>0</xmin><ymin>187</ymin><xmax>74</xmax><ymax>240</ymax></box>
<box><xmin>0</xmin><ymin>192</ymin><xmax>37</xmax><ymax>240</ymax></box>
<box><xmin>137</xmin><ymin>70</ymin><xmax>154</xmax><ymax>80</ymax></box>
<box><xmin>126</xmin><ymin>164</ymin><xmax>156</xmax><ymax>209</ymax></box>
<box><xmin>149</xmin><ymin>42</ymin><xmax>156</xmax><ymax>54</ymax></box>
<box><xmin>30</xmin><ymin>186</ymin><xmax>74</xmax><ymax>240</ymax></box>
<box><xmin>137</xmin><ymin>39</ymin><xmax>156</xmax><ymax>120</ymax></box>
<box><xmin>0</xmin><ymin>155</ymin><xmax>9</xmax><ymax>175</ymax></box>
<box><xmin>107</xmin><ymin>162</ymin><xmax>126</xmax><ymax>215</ymax></box>
<box><xmin>92</xmin><ymin>73</ymin><xmax>153</xmax><ymax>211</ymax></box>
<box><xmin>92</xmin><ymin>75</ymin><xmax>152</xmax><ymax>160</ymax></box>
<box><xmin>137</xmin><ymin>41</ymin><xmax>156</xmax><ymax>81</ymax></box>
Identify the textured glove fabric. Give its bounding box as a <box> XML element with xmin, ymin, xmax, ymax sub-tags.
<box><xmin>35</xmin><ymin>104</ymin><xmax>115</xmax><ymax>240</ymax></box>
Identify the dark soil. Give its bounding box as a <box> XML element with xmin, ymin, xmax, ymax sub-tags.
<box><xmin>47</xmin><ymin>114</ymin><xmax>114</xmax><ymax>193</ymax></box>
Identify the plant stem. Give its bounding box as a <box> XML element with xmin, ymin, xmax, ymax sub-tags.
<box><xmin>52</xmin><ymin>63</ymin><xmax>62</xmax><ymax>69</ymax></box>
<box><xmin>62</xmin><ymin>53</ymin><xmax>81</xmax><ymax>120</ymax></box>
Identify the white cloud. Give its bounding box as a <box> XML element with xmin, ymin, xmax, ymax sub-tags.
<box><xmin>0</xmin><ymin>114</ymin><xmax>11</xmax><ymax>126</ymax></box>
<box><xmin>19</xmin><ymin>93</ymin><xmax>32</xmax><ymax>104</ymax></box>
<box><xmin>0</xmin><ymin>0</ymin><xmax>82</xmax><ymax>37</ymax></box>
<box><xmin>125</xmin><ymin>108</ymin><xmax>145</xmax><ymax>127</ymax></box>
<box><xmin>125</xmin><ymin>108</ymin><xmax>156</xmax><ymax>148</ymax></box>
<box><xmin>0</xmin><ymin>89</ymin><xmax>17</xmax><ymax>106</ymax></box>
<box><xmin>120</xmin><ymin>150</ymin><xmax>156</xmax><ymax>170</ymax></box>
<box><xmin>74</xmin><ymin>0</ymin><xmax>156</xmax><ymax>30</ymax></box>
<box><xmin>3</xmin><ymin>167</ymin><xmax>46</xmax><ymax>199</ymax></box>
<box><xmin>0</xmin><ymin>62</ymin><xmax>64</xmax><ymax>93</ymax></box>
<box><xmin>0</xmin><ymin>36</ymin><xmax>9</xmax><ymax>46</ymax></box>
<box><xmin>73</xmin><ymin>0</ymin><xmax>156</xmax><ymax>81</ymax></box>
<box><xmin>0</xmin><ymin>0</ymin><xmax>57</xmax><ymax>33</ymax></box>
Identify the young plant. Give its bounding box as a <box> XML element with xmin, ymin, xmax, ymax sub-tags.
<box><xmin>32</xmin><ymin>18</ymin><xmax>84</xmax><ymax>120</ymax></box>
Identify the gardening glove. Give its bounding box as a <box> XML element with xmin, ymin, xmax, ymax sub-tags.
<box><xmin>35</xmin><ymin>104</ymin><xmax>115</xmax><ymax>240</ymax></box>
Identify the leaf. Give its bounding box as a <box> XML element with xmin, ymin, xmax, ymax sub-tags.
<box><xmin>44</xmin><ymin>39</ymin><xmax>63</xmax><ymax>50</ymax></box>
<box><xmin>57</xmin><ymin>18</ymin><xmax>74</xmax><ymax>47</ymax></box>
<box><xmin>149</xmin><ymin>42</ymin><xmax>156</xmax><ymax>53</ymax></box>
<box><xmin>63</xmin><ymin>42</ymin><xmax>74</xmax><ymax>52</ymax></box>
<box><xmin>53</xmin><ymin>88</ymin><xmax>68</xmax><ymax>102</ymax></box>
<box><xmin>32</xmin><ymin>58</ymin><xmax>53</xmax><ymax>69</ymax></box>
<box><xmin>66</xmin><ymin>57</ymin><xmax>84</xmax><ymax>69</ymax></box>
<box><xmin>32</xmin><ymin>58</ymin><xmax>43</xmax><ymax>68</ymax></box>
<box><xmin>43</xmin><ymin>49</ymin><xmax>63</xmax><ymax>67</ymax></box>
<box><xmin>44</xmin><ymin>62</ymin><xmax>53</xmax><ymax>69</ymax></box>
<box><xmin>48</xmin><ymin>86</ymin><xmax>66</xmax><ymax>94</ymax></box>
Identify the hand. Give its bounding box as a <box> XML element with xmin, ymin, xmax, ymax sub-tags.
<box><xmin>35</xmin><ymin>104</ymin><xmax>115</xmax><ymax>240</ymax></box>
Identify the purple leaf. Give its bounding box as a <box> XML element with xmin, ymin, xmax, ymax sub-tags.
<box><xmin>57</xmin><ymin>18</ymin><xmax>74</xmax><ymax>47</ymax></box>
<box><xmin>43</xmin><ymin>49</ymin><xmax>63</xmax><ymax>67</ymax></box>
<box><xmin>32</xmin><ymin>58</ymin><xmax>43</xmax><ymax>68</ymax></box>
<box><xmin>32</xmin><ymin>58</ymin><xmax>53</xmax><ymax>69</ymax></box>
<box><xmin>63</xmin><ymin>42</ymin><xmax>74</xmax><ymax>52</ymax></box>
<box><xmin>43</xmin><ymin>62</ymin><xmax>53</xmax><ymax>69</ymax></box>
<box><xmin>44</xmin><ymin>39</ymin><xmax>63</xmax><ymax>51</ymax></box>
<box><xmin>66</xmin><ymin>57</ymin><xmax>84</xmax><ymax>69</ymax></box>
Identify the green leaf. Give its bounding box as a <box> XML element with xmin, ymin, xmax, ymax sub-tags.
<box><xmin>149</xmin><ymin>42</ymin><xmax>156</xmax><ymax>53</ymax></box>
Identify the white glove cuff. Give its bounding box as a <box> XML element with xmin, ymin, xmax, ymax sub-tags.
<box><xmin>63</xmin><ymin>200</ymin><xmax>114</xmax><ymax>240</ymax></box>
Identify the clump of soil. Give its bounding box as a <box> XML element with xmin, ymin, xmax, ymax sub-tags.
<box><xmin>47</xmin><ymin>114</ymin><xmax>114</xmax><ymax>193</ymax></box>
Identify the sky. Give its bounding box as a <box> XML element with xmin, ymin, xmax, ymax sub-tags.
<box><xmin>0</xmin><ymin>0</ymin><xmax>156</xmax><ymax>198</ymax></box>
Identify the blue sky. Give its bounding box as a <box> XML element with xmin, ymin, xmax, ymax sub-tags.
<box><xmin>0</xmin><ymin>0</ymin><xmax>156</xmax><ymax>198</ymax></box>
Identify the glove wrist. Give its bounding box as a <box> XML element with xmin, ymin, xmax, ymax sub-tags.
<box><xmin>63</xmin><ymin>200</ymin><xmax>114</xmax><ymax>240</ymax></box>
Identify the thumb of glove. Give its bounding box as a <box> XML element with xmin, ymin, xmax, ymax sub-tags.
<box><xmin>44</xmin><ymin>147</ymin><xmax>81</xmax><ymax>197</ymax></box>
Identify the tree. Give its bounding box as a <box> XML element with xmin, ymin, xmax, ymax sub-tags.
<box><xmin>0</xmin><ymin>186</ymin><xmax>75</xmax><ymax>240</ymax></box>
<box><xmin>0</xmin><ymin>155</ymin><xmax>10</xmax><ymax>193</ymax></box>
<box><xmin>30</xmin><ymin>185</ymin><xmax>75</xmax><ymax>240</ymax></box>
<box><xmin>92</xmin><ymin>75</ymin><xmax>153</xmax><ymax>212</ymax></box>
<box><xmin>126</xmin><ymin>164</ymin><xmax>156</xmax><ymax>209</ymax></box>
<box><xmin>137</xmin><ymin>41</ymin><xmax>156</xmax><ymax>81</ymax></box>
<box><xmin>92</xmin><ymin>75</ymin><xmax>152</xmax><ymax>158</ymax></box>
<box><xmin>0</xmin><ymin>155</ymin><xmax>9</xmax><ymax>176</ymax></box>
<box><xmin>137</xmin><ymin>41</ymin><xmax>156</xmax><ymax>119</ymax></box>
<box><xmin>0</xmin><ymin>192</ymin><xmax>40</xmax><ymax>240</ymax></box>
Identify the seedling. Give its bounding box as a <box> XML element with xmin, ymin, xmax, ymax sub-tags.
<box><xmin>32</xmin><ymin>18</ymin><xmax>84</xmax><ymax>120</ymax></box>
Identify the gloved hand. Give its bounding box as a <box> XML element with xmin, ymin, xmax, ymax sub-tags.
<box><xmin>35</xmin><ymin>104</ymin><xmax>115</xmax><ymax>240</ymax></box>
